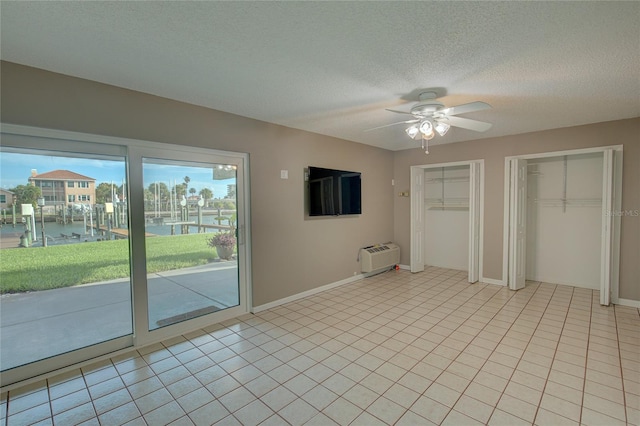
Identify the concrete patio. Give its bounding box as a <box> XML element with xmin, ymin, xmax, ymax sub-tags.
<box><xmin>0</xmin><ymin>262</ymin><xmax>239</xmax><ymax>371</ymax></box>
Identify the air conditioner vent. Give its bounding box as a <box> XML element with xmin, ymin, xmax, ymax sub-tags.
<box><xmin>366</xmin><ymin>245</ymin><xmax>391</xmax><ymax>253</ymax></box>
<box><xmin>361</xmin><ymin>243</ymin><xmax>400</xmax><ymax>273</ymax></box>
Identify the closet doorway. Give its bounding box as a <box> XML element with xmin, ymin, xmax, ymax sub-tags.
<box><xmin>410</xmin><ymin>160</ymin><xmax>483</xmax><ymax>283</ymax></box>
<box><xmin>505</xmin><ymin>146</ymin><xmax>622</xmax><ymax>305</ymax></box>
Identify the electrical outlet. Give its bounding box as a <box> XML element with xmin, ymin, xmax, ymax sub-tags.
<box><xmin>280</xmin><ymin>170</ymin><xmax>288</xmax><ymax>179</ymax></box>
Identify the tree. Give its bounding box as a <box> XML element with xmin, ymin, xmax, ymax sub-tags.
<box><xmin>183</xmin><ymin>176</ymin><xmax>190</xmax><ymax>197</ymax></box>
<box><xmin>173</xmin><ymin>183</ymin><xmax>186</xmax><ymax>200</ymax></box>
<box><xmin>199</xmin><ymin>188</ymin><xmax>213</xmax><ymax>204</ymax></box>
<box><xmin>148</xmin><ymin>182</ymin><xmax>170</xmax><ymax>201</ymax></box>
<box><xmin>9</xmin><ymin>185</ymin><xmax>41</xmax><ymax>213</ymax></box>
<box><xmin>148</xmin><ymin>182</ymin><xmax>170</xmax><ymax>211</ymax></box>
<box><xmin>189</xmin><ymin>187</ymin><xmax>196</xmax><ymax>197</ymax></box>
<box><xmin>95</xmin><ymin>183</ymin><xmax>115</xmax><ymax>204</ymax></box>
<box><xmin>143</xmin><ymin>189</ymin><xmax>154</xmax><ymax>210</ymax></box>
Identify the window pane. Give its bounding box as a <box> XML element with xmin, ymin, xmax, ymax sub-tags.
<box><xmin>0</xmin><ymin>149</ymin><xmax>133</xmax><ymax>371</ymax></box>
<box><xmin>143</xmin><ymin>159</ymin><xmax>239</xmax><ymax>330</ymax></box>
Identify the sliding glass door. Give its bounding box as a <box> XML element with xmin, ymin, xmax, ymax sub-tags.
<box><xmin>0</xmin><ymin>126</ymin><xmax>250</xmax><ymax>386</ymax></box>
<box><xmin>142</xmin><ymin>158</ymin><xmax>240</xmax><ymax>330</ymax></box>
<box><xmin>0</xmin><ymin>143</ymin><xmax>133</xmax><ymax>379</ymax></box>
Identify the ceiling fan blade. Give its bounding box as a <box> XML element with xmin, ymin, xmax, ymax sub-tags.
<box><xmin>364</xmin><ymin>119</ymin><xmax>419</xmax><ymax>132</ymax></box>
<box><xmin>385</xmin><ymin>108</ymin><xmax>415</xmax><ymax>115</ymax></box>
<box><xmin>443</xmin><ymin>101</ymin><xmax>491</xmax><ymax>116</ymax></box>
<box><xmin>446</xmin><ymin>116</ymin><xmax>492</xmax><ymax>132</ymax></box>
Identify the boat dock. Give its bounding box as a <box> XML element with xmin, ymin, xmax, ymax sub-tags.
<box><xmin>97</xmin><ymin>226</ymin><xmax>156</xmax><ymax>239</ymax></box>
<box><xmin>162</xmin><ymin>222</ymin><xmax>232</xmax><ymax>235</ymax></box>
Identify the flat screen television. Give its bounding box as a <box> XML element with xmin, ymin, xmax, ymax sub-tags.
<box><xmin>308</xmin><ymin>166</ymin><xmax>361</xmax><ymax>216</ymax></box>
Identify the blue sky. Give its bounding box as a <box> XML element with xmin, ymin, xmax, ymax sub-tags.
<box><xmin>0</xmin><ymin>152</ymin><xmax>235</xmax><ymax>199</ymax></box>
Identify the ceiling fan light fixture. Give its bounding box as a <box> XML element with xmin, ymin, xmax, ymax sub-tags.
<box><xmin>381</xmin><ymin>90</ymin><xmax>492</xmax><ymax>155</ymax></box>
<box><xmin>435</xmin><ymin>121</ymin><xmax>450</xmax><ymax>136</ymax></box>
<box><xmin>419</xmin><ymin>120</ymin><xmax>433</xmax><ymax>136</ymax></box>
<box><xmin>405</xmin><ymin>124</ymin><xmax>420</xmax><ymax>139</ymax></box>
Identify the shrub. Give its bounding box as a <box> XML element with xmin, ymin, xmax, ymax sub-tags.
<box><xmin>207</xmin><ymin>232</ymin><xmax>236</xmax><ymax>248</ymax></box>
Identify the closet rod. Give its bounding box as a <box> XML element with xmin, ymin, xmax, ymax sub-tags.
<box><xmin>534</xmin><ymin>197</ymin><xmax>602</xmax><ymax>207</ymax></box>
<box><xmin>425</xmin><ymin>197</ymin><xmax>469</xmax><ymax>204</ymax></box>
<box><xmin>424</xmin><ymin>177</ymin><xmax>470</xmax><ymax>183</ymax></box>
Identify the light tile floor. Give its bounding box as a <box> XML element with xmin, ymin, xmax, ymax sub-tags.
<box><xmin>2</xmin><ymin>267</ymin><xmax>639</xmax><ymax>425</ymax></box>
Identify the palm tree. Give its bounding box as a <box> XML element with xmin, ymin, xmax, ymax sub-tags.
<box><xmin>183</xmin><ymin>176</ymin><xmax>190</xmax><ymax>195</ymax></box>
<box><xmin>173</xmin><ymin>183</ymin><xmax>186</xmax><ymax>200</ymax></box>
<box><xmin>199</xmin><ymin>188</ymin><xmax>213</xmax><ymax>207</ymax></box>
<box><xmin>182</xmin><ymin>176</ymin><xmax>191</xmax><ymax>210</ymax></box>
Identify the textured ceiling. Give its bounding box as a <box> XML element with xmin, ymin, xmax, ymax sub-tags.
<box><xmin>1</xmin><ymin>1</ymin><xmax>639</xmax><ymax>151</ymax></box>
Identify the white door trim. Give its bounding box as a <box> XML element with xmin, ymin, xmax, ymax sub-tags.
<box><xmin>410</xmin><ymin>166</ymin><xmax>425</xmax><ymax>273</ymax></box>
<box><xmin>508</xmin><ymin>158</ymin><xmax>527</xmax><ymax>290</ymax></box>
<box><xmin>600</xmin><ymin>148</ymin><xmax>614</xmax><ymax>306</ymax></box>
<box><xmin>503</xmin><ymin>145</ymin><xmax>623</xmax><ymax>303</ymax></box>
<box><xmin>410</xmin><ymin>160</ymin><xmax>484</xmax><ymax>283</ymax></box>
<box><xmin>468</xmin><ymin>162</ymin><xmax>481</xmax><ymax>283</ymax></box>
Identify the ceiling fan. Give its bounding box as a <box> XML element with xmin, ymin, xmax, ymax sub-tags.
<box><xmin>366</xmin><ymin>91</ymin><xmax>492</xmax><ymax>152</ymax></box>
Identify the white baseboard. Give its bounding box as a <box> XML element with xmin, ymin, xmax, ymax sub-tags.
<box><xmin>481</xmin><ymin>277</ymin><xmax>506</xmax><ymax>286</ymax></box>
<box><xmin>615</xmin><ymin>298</ymin><xmax>640</xmax><ymax>308</ymax></box>
<box><xmin>528</xmin><ymin>276</ymin><xmax>599</xmax><ymax>289</ymax></box>
<box><xmin>252</xmin><ymin>274</ymin><xmax>364</xmax><ymax>313</ymax></box>
<box><xmin>251</xmin><ymin>271</ymin><xmax>637</xmax><ymax>313</ymax></box>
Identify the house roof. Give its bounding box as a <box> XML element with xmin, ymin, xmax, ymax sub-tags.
<box><xmin>29</xmin><ymin>170</ymin><xmax>95</xmax><ymax>181</ymax></box>
<box><xmin>0</xmin><ymin>2</ymin><xmax>638</xmax><ymax>151</ymax></box>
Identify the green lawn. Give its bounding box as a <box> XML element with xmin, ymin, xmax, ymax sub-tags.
<box><xmin>0</xmin><ymin>233</ymin><xmax>224</xmax><ymax>293</ymax></box>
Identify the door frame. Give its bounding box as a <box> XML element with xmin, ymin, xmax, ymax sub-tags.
<box><xmin>0</xmin><ymin>123</ymin><xmax>253</xmax><ymax>386</ymax></box>
<box><xmin>507</xmin><ymin>158</ymin><xmax>528</xmax><ymax>290</ymax></box>
<box><xmin>503</xmin><ymin>145</ymin><xmax>623</xmax><ymax>304</ymax></box>
<box><xmin>410</xmin><ymin>160</ymin><xmax>484</xmax><ymax>283</ymax></box>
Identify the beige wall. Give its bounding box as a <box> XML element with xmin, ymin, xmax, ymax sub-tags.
<box><xmin>0</xmin><ymin>61</ymin><xmax>395</xmax><ymax>306</ymax></box>
<box><xmin>393</xmin><ymin>118</ymin><xmax>640</xmax><ymax>301</ymax></box>
<box><xmin>2</xmin><ymin>61</ymin><xmax>637</xmax><ymax>303</ymax></box>
<box><xmin>64</xmin><ymin>182</ymin><xmax>96</xmax><ymax>205</ymax></box>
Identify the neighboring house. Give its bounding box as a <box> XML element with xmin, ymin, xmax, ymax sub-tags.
<box><xmin>28</xmin><ymin>169</ymin><xmax>96</xmax><ymax>207</ymax></box>
<box><xmin>0</xmin><ymin>188</ymin><xmax>15</xmax><ymax>210</ymax></box>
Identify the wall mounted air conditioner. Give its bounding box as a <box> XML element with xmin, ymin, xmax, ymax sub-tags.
<box><xmin>360</xmin><ymin>243</ymin><xmax>400</xmax><ymax>273</ymax></box>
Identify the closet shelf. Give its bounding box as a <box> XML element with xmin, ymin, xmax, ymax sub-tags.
<box><xmin>426</xmin><ymin>197</ymin><xmax>469</xmax><ymax>210</ymax></box>
<box><xmin>533</xmin><ymin>198</ymin><xmax>602</xmax><ymax>207</ymax></box>
<box><xmin>428</xmin><ymin>206</ymin><xmax>469</xmax><ymax>211</ymax></box>
<box><xmin>426</xmin><ymin>197</ymin><xmax>468</xmax><ymax>204</ymax></box>
<box><xmin>425</xmin><ymin>177</ymin><xmax>469</xmax><ymax>184</ymax></box>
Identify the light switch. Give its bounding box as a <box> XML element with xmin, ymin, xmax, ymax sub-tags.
<box><xmin>280</xmin><ymin>170</ymin><xmax>289</xmax><ymax>179</ymax></box>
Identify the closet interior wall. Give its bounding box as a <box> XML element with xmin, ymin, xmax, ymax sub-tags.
<box><xmin>526</xmin><ymin>152</ymin><xmax>603</xmax><ymax>289</ymax></box>
<box><xmin>424</xmin><ymin>165</ymin><xmax>470</xmax><ymax>271</ymax></box>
